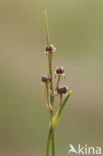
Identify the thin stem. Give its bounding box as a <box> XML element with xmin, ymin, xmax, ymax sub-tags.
<box><xmin>45</xmin><ymin>10</ymin><xmax>50</xmax><ymax>45</ymax></box>
<box><xmin>49</xmin><ymin>53</ymin><xmax>54</xmax><ymax>107</ymax></box>
<box><xmin>60</xmin><ymin>95</ymin><xmax>63</xmax><ymax>107</ymax></box>
<box><xmin>44</xmin><ymin>10</ymin><xmax>53</xmax><ymax>93</ymax></box>
<box><xmin>45</xmin><ymin>84</ymin><xmax>53</xmax><ymax>111</ymax></box>
<box><xmin>46</xmin><ymin>129</ymin><xmax>52</xmax><ymax>156</ymax></box>
<box><xmin>52</xmin><ymin>130</ymin><xmax>56</xmax><ymax>156</ymax></box>
<box><xmin>47</xmin><ymin>25</ymin><xmax>55</xmax><ymax>156</ymax></box>
<box><xmin>50</xmin><ymin>53</ymin><xmax>53</xmax><ymax>92</ymax></box>
<box><xmin>44</xmin><ymin>10</ymin><xmax>51</xmax><ymax>83</ymax></box>
<box><xmin>45</xmin><ymin>10</ymin><xmax>56</xmax><ymax>156</ymax></box>
<box><xmin>44</xmin><ymin>10</ymin><xmax>53</xmax><ymax>96</ymax></box>
<box><xmin>49</xmin><ymin>44</ymin><xmax>55</xmax><ymax>156</ymax></box>
<box><xmin>55</xmin><ymin>76</ymin><xmax>60</xmax><ymax>90</ymax></box>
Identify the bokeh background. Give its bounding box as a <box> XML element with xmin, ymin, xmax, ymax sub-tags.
<box><xmin>0</xmin><ymin>0</ymin><xmax>103</xmax><ymax>155</ymax></box>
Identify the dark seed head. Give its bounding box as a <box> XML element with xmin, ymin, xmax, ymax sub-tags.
<box><xmin>41</xmin><ymin>75</ymin><xmax>51</xmax><ymax>83</ymax></box>
<box><xmin>57</xmin><ymin>85</ymin><xmax>68</xmax><ymax>94</ymax></box>
<box><xmin>45</xmin><ymin>44</ymin><xmax>56</xmax><ymax>54</ymax></box>
<box><xmin>46</xmin><ymin>46</ymin><xmax>52</xmax><ymax>52</ymax></box>
<box><xmin>56</xmin><ymin>66</ymin><xmax>64</xmax><ymax>74</ymax></box>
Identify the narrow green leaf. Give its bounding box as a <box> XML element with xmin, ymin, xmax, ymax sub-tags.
<box><xmin>59</xmin><ymin>90</ymin><xmax>72</xmax><ymax>116</ymax></box>
<box><xmin>52</xmin><ymin>90</ymin><xmax>72</xmax><ymax>129</ymax></box>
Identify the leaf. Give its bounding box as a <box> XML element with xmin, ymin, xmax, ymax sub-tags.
<box><xmin>59</xmin><ymin>90</ymin><xmax>72</xmax><ymax>116</ymax></box>
<box><xmin>51</xmin><ymin>90</ymin><xmax>72</xmax><ymax>129</ymax></box>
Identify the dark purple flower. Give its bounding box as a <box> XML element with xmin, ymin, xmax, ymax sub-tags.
<box><xmin>57</xmin><ymin>85</ymin><xmax>68</xmax><ymax>94</ymax></box>
<box><xmin>46</xmin><ymin>46</ymin><xmax>52</xmax><ymax>52</ymax></box>
<box><xmin>56</xmin><ymin>66</ymin><xmax>64</xmax><ymax>75</ymax></box>
<box><xmin>41</xmin><ymin>75</ymin><xmax>51</xmax><ymax>83</ymax></box>
<box><xmin>45</xmin><ymin>44</ymin><xmax>56</xmax><ymax>54</ymax></box>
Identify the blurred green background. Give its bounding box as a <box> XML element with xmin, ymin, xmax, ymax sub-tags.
<box><xmin>0</xmin><ymin>0</ymin><xmax>103</xmax><ymax>155</ymax></box>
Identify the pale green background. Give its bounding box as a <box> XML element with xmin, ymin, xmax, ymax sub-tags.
<box><xmin>0</xmin><ymin>0</ymin><xmax>103</xmax><ymax>155</ymax></box>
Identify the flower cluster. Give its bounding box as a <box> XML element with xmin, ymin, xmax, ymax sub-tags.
<box><xmin>41</xmin><ymin>45</ymin><xmax>69</xmax><ymax>98</ymax></box>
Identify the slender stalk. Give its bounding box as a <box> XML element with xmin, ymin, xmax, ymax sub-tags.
<box><xmin>44</xmin><ymin>10</ymin><xmax>50</xmax><ymax>46</ymax></box>
<box><xmin>46</xmin><ymin>129</ymin><xmax>52</xmax><ymax>156</ymax></box>
<box><xmin>49</xmin><ymin>53</ymin><xmax>53</xmax><ymax>92</ymax></box>
<box><xmin>45</xmin><ymin>10</ymin><xmax>56</xmax><ymax>156</ymax></box>
<box><xmin>60</xmin><ymin>95</ymin><xmax>63</xmax><ymax>107</ymax></box>
<box><xmin>45</xmin><ymin>84</ymin><xmax>53</xmax><ymax>111</ymax></box>
<box><xmin>52</xmin><ymin>130</ymin><xmax>56</xmax><ymax>156</ymax></box>
<box><xmin>55</xmin><ymin>76</ymin><xmax>60</xmax><ymax>90</ymax></box>
<box><xmin>49</xmin><ymin>54</ymin><xmax>55</xmax><ymax>156</ymax></box>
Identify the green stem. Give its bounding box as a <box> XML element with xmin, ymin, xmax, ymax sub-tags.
<box><xmin>44</xmin><ymin>10</ymin><xmax>50</xmax><ymax>46</ymax></box>
<box><xmin>60</xmin><ymin>95</ymin><xmax>63</xmax><ymax>107</ymax></box>
<box><xmin>46</xmin><ymin>129</ymin><xmax>52</xmax><ymax>156</ymax></box>
<box><xmin>55</xmin><ymin>76</ymin><xmax>60</xmax><ymax>90</ymax></box>
<box><xmin>45</xmin><ymin>10</ymin><xmax>56</xmax><ymax>156</ymax></box>
<box><xmin>52</xmin><ymin>130</ymin><xmax>56</xmax><ymax>156</ymax></box>
<box><xmin>45</xmin><ymin>84</ymin><xmax>53</xmax><ymax>111</ymax></box>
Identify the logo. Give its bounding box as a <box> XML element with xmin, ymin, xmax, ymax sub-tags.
<box><xmin>68</xmin><ymin>144</ymin><xmax>102</xmax><ymax>155</ymax></box>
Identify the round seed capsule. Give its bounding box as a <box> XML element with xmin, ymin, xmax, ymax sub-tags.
<box><xmin>46</xmin><ymin>46</ymin><xmax>52</xmax><ymax>52</ymax></box>
<box><xmin>57</xmin><ymin>85</ymin><xmax>68</xmax><ymax>94</ymax></box>
<box><xmin>56</xmin><ymin>66</ymin><xmax>64</xmax><ymax>75</ymax></box>
<box><xmin>45</xmin><ymin>44</ymin><xmax>56</xmax><ymax>54</ymax></box>
<box><xmin>41</xmin><ymin>75</ymin><xmax>51</xmax><ymax>83</ymax></box>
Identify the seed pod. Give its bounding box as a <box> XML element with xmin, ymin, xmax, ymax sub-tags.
<box><xmin>56</xmin><ymin>66</ymin><xmax>64</xmax><ymax>75</ymax></box>
<box><xmin>41</xmin><ymin>75</ymin><xmax>51</xmax><ymax>83</ymax></box>
<box><xmin>45</xmin><ymin>44</ymin><xmax>56</xmax><ymax>54</ymax></box>
<box><xmin>57</xmin><ymin>85</ymin><xmax>68</xmax><ymax>95</ymax></box>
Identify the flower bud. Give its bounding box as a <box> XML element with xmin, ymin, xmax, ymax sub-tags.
<box><xmin>45</xmin><ymin>44</ymin><xmax>56</xmax><ymax>54</ymax></box>
<box><xmin>56</xmin><ymin>66</ymin><xmax>64</xmax><ymax>75</ymax></box>
<box><xmin>57</xmin><ymin>85</ymin><xmax>68</xmax><ymax>94</ymax></box>
<box><xmin>41</xmin><ymin>75</ymin><xmax>51</xmax><ymax>83</ymax></box>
